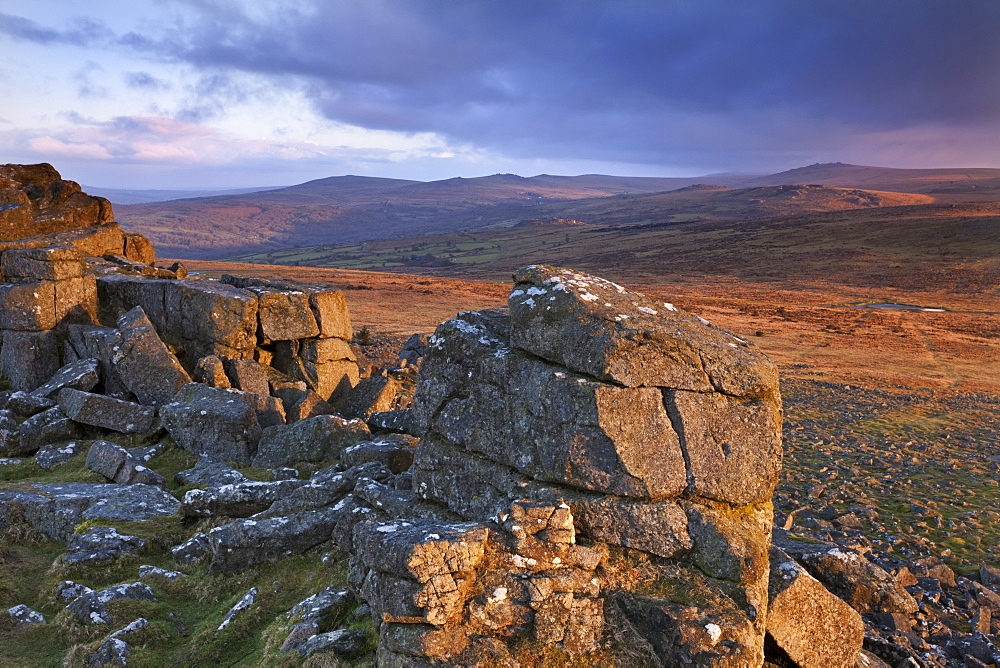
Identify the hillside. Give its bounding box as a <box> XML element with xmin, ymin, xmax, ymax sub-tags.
<box><xmin>117</xmin><ymin>165</ymin><xmax>961</xmax><ymax>259</ymax></box>
<box><xmin>117</xmin><ymin>173</ymin><xmax>738</xmax><ymax>258</ymax></box>
<box><xmin>224</xmin><ymin>200</ymin><xmax>1000</xmax><ymax>294</ymax></box>
<box><xmin>511</xmin><ymin>183</ymin><xmax>933</xmax><ymax>227</ymax></box>
<box><xmin>740</xmin><ymin>162</ymin><xmax>1000</xmax><ymax>200</ymax></box>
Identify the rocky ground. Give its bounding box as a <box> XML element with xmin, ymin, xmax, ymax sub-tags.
<box><xmin>3</xmin><ymin>340</ymin><xmax>999</xmax><ymax>666</ymax></box>
<box><xmin>774</xmin><ymin>378</ymin><xmax>1000</xmax><ymax>666</ymax></box>
<box><xmin>4</xmin><ymin>166</ymin><xmax>997</xmax><ymax>665</ymax></box>
<box><xmin>777</xmin><ymin>378</ymin><xmax>1000</xmax><ymax>568</ymax></box>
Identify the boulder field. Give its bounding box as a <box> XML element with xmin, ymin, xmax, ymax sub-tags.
<box><xmin>0</xmin><ymin>165</ymin><xmax>996</xmax><ymax>667</ymax></box>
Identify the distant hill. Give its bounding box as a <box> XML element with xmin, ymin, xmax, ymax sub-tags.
<box><xmin>116</xmin><ymin>163</ymin><xmax>1000</xmax><ymax>259</ymax></box>
<box><xmin>739</xmin><ymin>162</ymin><xmax>1000</xmax><ymax>200</ymax></box>
<box><xmin>518</xmin><ymin>184</ymin><xmax>933</xmax><ymax>227</ymax></box>
<box><xmin>118</xmin><ymin>173</ymin><xmax>756</xmax><ymax>258</ymax></box>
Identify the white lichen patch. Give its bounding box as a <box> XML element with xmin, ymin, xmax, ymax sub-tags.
<box><xmin>486</xmin><ymin>587</ymin><xmax>508</xmax><ymax>604</ymax></box>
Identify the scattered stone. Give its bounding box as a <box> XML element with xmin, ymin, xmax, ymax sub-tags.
<box><xmin>285</xmin><ymin>389</ymin><xmax>335</xmax><ymax>422</ymax></box>
<box><xmin>299</xmin><ymin>629</ymin><xmax>370</xmax><ymax>658</ymax></box>
<box><xmin>181</xmin><ymin>479</ymin><xmax>303</xmax><ymax>518</ymax></box>
<box><xmin>194</xmin><ymin>355</ymin><xmax>230</xmax><ymax>388</ymax></box>
<box><xmin>289</xmin><ymin>587</ymin><xmax>354</xmax><ymax>624</ymax></box>
<box><xmin>66</xmin><ymin>582</ymin><xmax>156</xmax><ymax>625</ymax></box>
<box><xmin>16</xmin><ymin>406</ymin><xmax>88</xmax><ymax>455</ymax></box>
<box><xmin>336</xmin><ymin>375</ymin><xmax>400</xmax><ymax>419</ymax></box>
<box><xmin>112</xmin><ymin>306</ymin><xmax>192</xmax><ymax>406</ymax></box>
<box><xmin>800</xmin><ymin>548</ymin><xmax>919</xmax><ymax>614</ymax></box>
<box><xmin>59</xmin><ymin>388</ymin><xmax>156</xmax><ymax>434</ymax></box>
<box><xmin>252</xmin><ymin>413</ymin><xmax>370</xmax><ymax>468</ymax></box>
<box><xmin>160</xmin><ymin>383</ymin><xmax>262</xmax><ymax>464</ymax></box>
<box><xmin>0</xmin><ymin>410</ymin><xmax>18</xmax><ymax>456</ymax></box>
<box><xmin>243</xmin><ymin>390</ymin><xmax>286</xmax><ymax>428</ymax></box>
<box><xmin>174</xmin><ymin>456</ymin><xmax>248</xmax><ymax>488</ymax></box>
<box><xmin>35</xmin><ymin>440</ymin><xmax>84</xmax><ymax>469</ymax></box>
<box><xmin>55</xmin><ymin>580</ymin><xmax>94</xmax><ymax>602</ymax></box>
<box><xmin>206</xmin><ymin>508</ymin><xmax>343</xmax><ymax>573</ymax></box>
<box><xmin>139</xmin><ymin>565</ymin><xmax>185</xmax><ymax>581</ymax></box>
<box><xmin>171</xmin><ymin>532</ymin><xmax>211</xmax><ymax>566</ymax></box>
<box><xmin>86</xmin><ymin>439</ymin><xmax>166</xmax><ymax>486</ymax></box>
<box><xmin>340</xmin><ymin>438</ymin><xmax>415</xmax><ymax>474</ymax></box>
<box><xmin>6</xmin><ymin>391</ymin><xmax>55</xmax><ymax>418</ymax></box>
<box><xmin>398</xmin><ymin>333</ymin><xmax>429</xmax><ymax>364</ymax></box>
<box><xmin>981</xmin><ymin>564</ymin><xmax>1000</xmax><ymax>588</ymax></box>
<box><xmin>62</xmin><ymin>526</ymin><xmax>147</xmax><ymax>566</ymax></box>
<box><xmin>368</xmin><ymin>408</ymin><xmax>414</xmax><ymax>434</ymax></box>
<box><xmin>0</xmin><ymin>482</ymin><xmax>179</xmax><ymax>541</ymax></box>
<box><xmin>127</xmin><ymin>442</ymin><xmax>166</xmax><ymax>462</ymax></box>
<box><xmin>167</xmin><ymin>261</ymin><xmax>187</xmax><ymax>279</ymax></box>
<box><xmin>87</xmin><ymin>637</ymin><xmax>129</xmax><ymax>666</ymax></box>
<box><xmin>766</xmin><ymin>547</ymin><xmax>864</xmax><ymax>667</ymax></box>
<box><xmin>7</xmin><ymin>604</ymin><xmax>45</xmax><ymax>627</ymax></box>
<box><xmin>271</xmin><ymin>467</ymin><xmax>299</xmax><ymax>481</ymax></box>
<box><xmin>112</xmin><ymin>617</ymin><xmax>149</xmax><ymax>640</ymax></box>
<box><xmin>256</xmin><ymin>462</ymin><xmax>392</xmax><ymax>520</ymax></box>
<box><xmin>217</xmin><ymin>587</ymin><xmax>258</xmax><ymax>632</ymax></box>
<box><xmin>29</xmin><ymin>358</ymin><xmax>99</xmax><ymax>399</ymax></box>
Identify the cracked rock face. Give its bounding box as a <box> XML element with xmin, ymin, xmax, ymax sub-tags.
<box><xmin>399</xmin><ymin>265</ymin><xmax>783</xmax><ymax>665</ymax></box>
<box><xmin>508</xmin><ymin>265</ymin><xmax>779</xmax><ymax>400</ymax></box>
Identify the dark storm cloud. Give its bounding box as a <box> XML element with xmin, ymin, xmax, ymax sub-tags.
<box><xmin>125</xmin><ymin>0</ymin><xmax>1000</xmax><ymax>168</ymax></box>
<box><xmin>9</xmin><ymin>1</ymin><xmax>1000</xmax><ymax>170</ymax></box>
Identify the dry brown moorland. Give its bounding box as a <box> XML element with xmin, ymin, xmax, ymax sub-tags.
<box><xmin>177</xmin><ymin>259</ymin><xmax>1000</xmax><ymax>396</ymax></box>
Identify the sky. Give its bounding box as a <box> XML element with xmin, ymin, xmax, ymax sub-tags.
<box><xmin>2</xmin><ymin>0</ymin><xmax>1000</xmax><ymax>189</ymax></box>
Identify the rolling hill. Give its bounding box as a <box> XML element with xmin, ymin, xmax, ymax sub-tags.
<box><xmin>738</xmin><ymin>162</ymin><xmax>1000</xmax><ymax>200</ymax></box>
<box><xmin>116</xmin><ymin>163</ymin><xmax>992</xmax><ymax>259</ymax></box>
<box><xmin>223</xmin><ymin>200</ymin><xmax>1000</xmax><ymax>293</ymax></box>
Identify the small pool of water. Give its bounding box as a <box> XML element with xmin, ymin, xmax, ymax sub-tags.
<box><xmin>858</xmin><ymin>303</ymin><xmax>946</xmax><ymax>312</ymax></box>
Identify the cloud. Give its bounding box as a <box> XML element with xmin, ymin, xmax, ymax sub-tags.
<box><xmin>9</xmin><ymin>112</ymin><xmax>458</xmax><ymax>173</ymax></box>
<box><xmin>124</xmin><ymin>71</ymin><xmax>170</xmax><ymax>90</ymax></box>
<box><xmin>27</xmin><ymin>135</ymin><xmax>113</xmax><ymax>160</ymax></box>
<box><xmin>82</xmin><ymin>0</ymin><xmax>996</xmax><ymax>172</ymax></box>
<box><xmin>6</xmin><ymin>1</ymin><xmax>1000</xmax><ymax>177</ymax></box>
<box><xmin>0</xmin><ymin>11</ymin><xmax>106</xmax><ymax>46</ymax></box>
<box><xmin>73</xmin><ymin>61</ymin><xmax>108</xmax><ymax>99</ymax></box>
